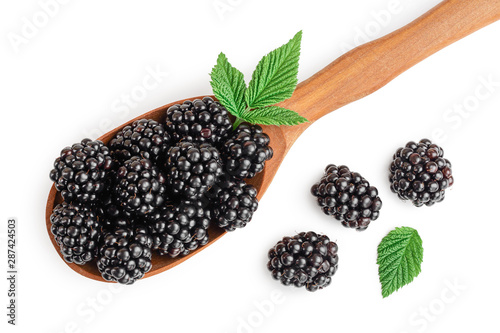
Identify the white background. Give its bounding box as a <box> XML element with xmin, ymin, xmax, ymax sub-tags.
<box><xmin>1</xmin><ymin>0</ymin><xmax>500</xmax><ymax>332</ymax></box>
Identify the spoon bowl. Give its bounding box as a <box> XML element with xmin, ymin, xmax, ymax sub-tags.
<box><xmin>46</xmin><ymin>0</ymin><xmax>500</xmax><ymax>282</ymax></box>
<box><xmin>45</xmin><ymin>95</ymin><xmax>290</xmax><ymax>282</ymax></box>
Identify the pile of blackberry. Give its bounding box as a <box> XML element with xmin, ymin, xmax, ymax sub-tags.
<box><xmin>311</xmin><ymin>164</ymin><xmax>382</xmax><ymax>231</ymax></box>
<box><xmin>49</xmin><ymin>97</ymin><xmax>272</xmax><ymax>284</ymax></box>
<box><xmin>390</xmin><ymin>139</ymin><xmax>453</xmax><ymax>207</ymax></box>
<box><xmin>267</xmin><ymin>232</ymin><xmax>339</xmax><ymax>292</ymax></box>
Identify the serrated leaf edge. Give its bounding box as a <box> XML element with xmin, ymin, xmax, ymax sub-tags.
<box><xmin>209</xmin><ymin>52</ymin><xmax>247</xmax><ymax>118</ymax></box>
<box><xmin>245</xmin><ymin>31</ymin><xmax>302</xmax><ymax>109</ymax></box>
<box><xmin>377</xmin><ymin>227</ymin><xmax>423</xmax><ymax>298</ymax></box>
<box><xmin>239</xmin><ymin>105</ymin><xmax>308</xmax><ymax>126</ymax></box>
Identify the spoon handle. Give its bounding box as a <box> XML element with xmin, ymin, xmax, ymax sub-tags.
<box><xmin>280</xmin><ymin>0</ymin><xmax>500</xmax><ymax>143</ymax></box>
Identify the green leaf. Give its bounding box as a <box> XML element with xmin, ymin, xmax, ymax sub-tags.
<box><xmin>239</xmin><ymin>106</ymin><xmax>308</xmax><ymax>126</ymax></box>
<box><xmin>245</xmin><ymin>31</ymin><xmax>302</xmax><ymax>109</ymax></box>
<box><xmin>377</xmin><ymin>227</ymin><xmax>423</xmax><ymax>298</ymax></box>
<box><xmin>210</xmin><ymin>52</ymin><xmax>247</xmax><ymax>118</ymax></box>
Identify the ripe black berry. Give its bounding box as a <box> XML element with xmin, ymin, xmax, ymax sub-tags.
<box><xmin>165</xmin><ymin>142</ymin><xmax>222</xmax><ymax>200</ymax></box>
<box><xmin>97</xmin><ymin>227</ymin><xmax>153</xmax><ymax>284</ymax></box>
<box><xmin>110</xmin><ymin>119</ymin><xmax>171</xmax><ymax>164</ymax></box>
<box><xmin>311</xmin><ymin>164</ymin><xmax>382</xmax><ymax>231</ymax></box>
<box><xmin>221</xmin><ymin>124</ymin><xmax>273</xmax><ymax>179</ymax></box>
<box><xmin>146</xmin><ymin>200</ymin><xmax>211</xmax><ymax>257</ymax></box>
<box><xmin>267</xmin><ymin>231</ymin><xmax>338</xmax><ymax>292</ymax></box>
<box><xmin>210</xmin><ymin>177</ymin><xmax>258</xmax><ymax>231</ymax></box>
<box><xmin>390</xmin><ymin>139</ymin><xmax>453</xmax><ymax>207</ymax></box>
<box><xmin>50</xmin><ymin>201</ymin><xmax>101</xmax><ymax>265</ymax></box>
<box><xmin>164</xmin><ymin>97</ymin><xmax>232</xmax><ymax>145</ymax></box>
<box><xmin>49</xmin><ymin>138</ymin><xmax>114</xmax><ymax>204</ymax></box>
<box><xmin>112</xmin><ymin>156</ymin><xmax>167</xmax><ymax>216</ymax></box>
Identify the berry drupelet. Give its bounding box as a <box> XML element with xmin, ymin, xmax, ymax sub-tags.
<box><xmin>267</xmin><ymin>231</ymin><xmax>338</xmax><ymax>292</ymax></box>
<box><xmin>311</xmin><ymin>164</ymin><xmax>382</xmax><ymax>231</ymax></box>
<box><xmin>97</xmin><ymin>227</ymin><xmax>153</xmax><ymax>285</ymax></box>
<box><xmin>112</xmin><ymin>156</ymin><xmax>167</xmax><ymax>216</ymax></box>
<box><xmin>210</xmin><ymin>176</ymin><xmax>258</xmax><ymax>231</ymax></box>
<box><xmin>50</xmin><ymin>201</ymin><xmax>102</xmax><ymax>265</ymax></box>
<box><xmin>165</xmin><ymin>142</ymin><xmax>222</xmax><ymax>200</ymax></box>
<box><xmin>146</xmin><ymin>200</ymin><xmax>211</xmax><ymax>257</ymax></box>
<box><xmin>389</xmin><ymin>139</ymin><xmax>453</xmax><ymax>207</ymax></box>
<box><xmin>109</xmin><ymin>119</ymin><xmax>171</xmax><ymax>164</ymax></box>
<box><xmin>164</xmin><ymin>97</ymin><xmax>232</xmax><ymax>145</ymax></box>
<box><xmin>49</xmin><ymin>138</ymin><xmax>114</xmax><ymax>204</ymax></box>
<box><xmin>221</xmin><ymin>124</ymin><xmax>273</xmax><ymax>179</ymax></box>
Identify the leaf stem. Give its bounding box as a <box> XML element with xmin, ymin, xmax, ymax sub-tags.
<box><xmin>233</xmin><ymin>117</ymin><xmax>244</xmax><ymax>130</ymax></box>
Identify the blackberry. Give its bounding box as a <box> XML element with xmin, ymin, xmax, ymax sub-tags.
<box><xmin>164</xmin><ymin>97</ymin><xmax>232</xmax><ymax>145</ymax></box>
<box><xmin>311</xmin><ymin>164</ymin><xmax>382</xmax><ymax>231</ymax></box>
<box><xmin>267</xmin><ymin>231</ymin><xmax>338</xmax><ymax>292</ymax></box>
<box><xmin>165</xmin><ymin>142</ymin><xmax>222</xmax><ymax>200</ymax></box>
<box><xmin>390</xmin><ymin>138</ymin><xmax>453</xmax><ymax>207</ymax></box>
<box><xmin>146</xmin><ymin>200</ymin><xmax>211</xmax><ymax>257</ymax></box>
<box><xmin>49</xmin><ymin>138</ymin><xmax>114</xmax><ymax>203</ymax></box>
<box><xmin>97</xmin><ymin>227</ymin><xmax>153</xmax><ymax>284</ymax></box>
<box><xmin>221</xmin><ymin>124</ymin><xmax>273</xmax><ymax>179</ymax></box>
<box><xmin>112</xmin><ymin>156</ymin><xmax>167</xmax><ymax>216</ymax></box>
<box><xmin>109</xmin><ymin>119</ymin><xmax>171</xmax><ymax>164</ymax></box>
<box><xmin>211</xmin><ymin>177</ymin><xmax>258</xmax><ymax>231</ymax></box>
<box><xmin>50</xmin><ymin>201</ymin><xmax>101</xmax><ymax>265</ymax></box>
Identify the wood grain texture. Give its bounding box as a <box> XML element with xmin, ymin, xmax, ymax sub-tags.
<box><xmin>46</xmin><ymin>0</ymin><xmax>500</xmax><ymax>282</ymax></box>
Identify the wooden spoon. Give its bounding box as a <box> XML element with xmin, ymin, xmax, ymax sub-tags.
<box><xmin>46</xmin><ymin>0</ymin><xmax>500</xmax><ymax>282</ymax></box>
